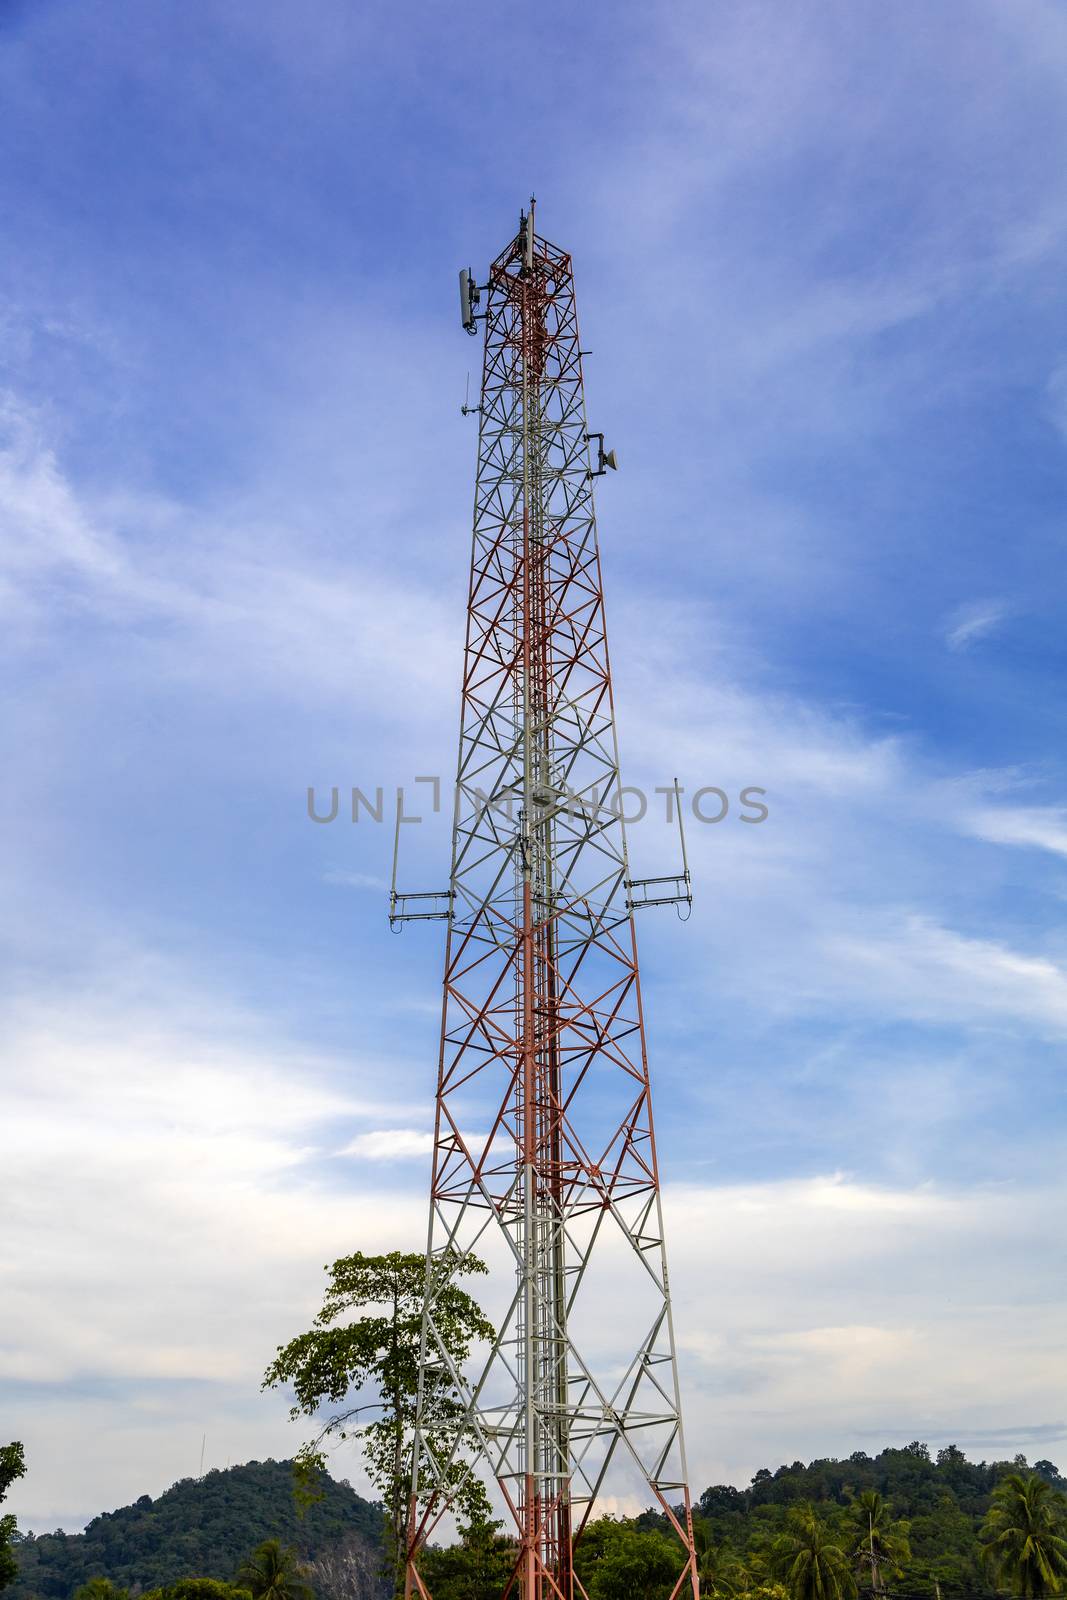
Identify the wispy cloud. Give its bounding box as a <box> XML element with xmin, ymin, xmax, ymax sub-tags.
<box><xmin>339</xmin><ymin>1128</ymin><xmax>493</xmax><ymax>1161</ymax></box>
<box><xmin>820</xmin><ymin>912</ymin><xmax>1067</xmax><ymax>1034</ymax></box>
<box><xmin>6</xmin><ymin>0</ymin><xmax>1067</xmax><ymax>1538</ymax></box>
<box><xmin>944</xmin><ymin>599</ymin><xmax>1009</xmax><ymax>652</ymax></box>
<box><xmin>5</xmin><ymin>982</ymin><xmax>1064</xmax><ymax>1522</ymax></box>
<box><xmin>964</xmin><ymin>805</ymin><xmax>1067</xmax><ymax>861</ymax></box>
<box><xmin>339</xmin><ymin>1128</ymin><xmax>434</xmax><ymax>1160</ymax></box>
<box><xmin>323</xmin><ymin>869</ymin><xmax>388</xmax><ymax>891</ymax></box>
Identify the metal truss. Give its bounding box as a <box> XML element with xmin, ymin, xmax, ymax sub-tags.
<box><xmin>403</xmin><ymin>204</ymin><xmax>700</xmax><ymax>1600</ymax></box>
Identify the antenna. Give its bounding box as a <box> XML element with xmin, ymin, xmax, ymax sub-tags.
<box><xmin>625</xmin><ymin>778</ymin><xmax>693</xmax><ymax>914</ymax></box>
<box><xmin>388</xmin><ymin>790</ymin><xmax>403</xmax><ymax>929</ymax></box>
<box><xmin>388</xmin><ymin>789</ymin><xmax>452</xmax><ymax>930</ymax></box>
<box><xmin>458</xmin><ymin>268</ymin><xmax>479</xmax><ymax>335</ymax></box>
<box><xmin>460</xmin><ymin>371</ymin><xmax>480</xmax><ymax>417</ymax></box>
<box><xmin>674</xmin><ymin>776</ymin><xmax>693</xmax><ymax>920</ymax></box>
<box><xmin>524</xmin><ymin>194</ymin><xmax>536</xmax><ymax>269</ymax></box>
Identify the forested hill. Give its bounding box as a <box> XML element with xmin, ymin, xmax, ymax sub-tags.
<box><xmin>11</xmin><ymin>1459</ymin><xmax>383</xmax><ymax>1600</ymax></box>
<box><xmin>11</xmin><ymin>1443</ymin><xmax>1067</xmax><ymax>1600</ymax></box>
<box><xmin>684</xmin><ymin>1442</ymin><xmax>1067</xmax><ymax>1595</ymax></box>
<box><xmin>701</xmin><ymin>1442</ymin><xmax>1067</xmax><ymax>1515</ymax></box>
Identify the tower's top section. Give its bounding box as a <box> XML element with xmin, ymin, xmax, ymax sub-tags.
<box><xmin>459</xmin><ymin>197</ymin><xmax>575</xmax><ymax>336</ymax></box>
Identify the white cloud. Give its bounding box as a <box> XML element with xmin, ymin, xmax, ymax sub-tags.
<box><xmin>0</xmin><ymin>394</ymin><xmax>127</xmax><ymax>587</ymax></box>
<box><xmin>6</xmin><ymin>972</ymin><xmax>1066</xmax><ymax>1527</ymax></box>
<box><xmin>340</xmin><ymin>1128</ymin><xmax>434</xmax><ymax>1160</ymax></box>
<box><xmin>0</xmin><ymin>390</ymin><xmax>457</xmax><ymax>737</ymax></box>
<box><xmin>819</xmin><ymin>912</ymin><xmax>1067</xmax><ymax>1034</ymax></box>
<box><xmin>591</xmin><ymin>611</ymin><xmax>1067</xmax><ymax>1039</ymax></box>
<box><xmin>662</xmin><ymin>1174</ymin><xmax>1067</xmax><ymax>1485</ymax></box>
<box><xmin>944</xmin><ymin>599</ymin><xmax>1009</xmax><ymax>652</ymax></box>
<box><xmin>964</xmin><ymin>804</ymin><xmax>1067</xmax><ymax>861</ymax></box>
<box><xmin>323</xmin><ymin>869</ymin><xmax>388</xmax><ymax>891</ymax></box>
<box><xmin>1</xmin><ymin>967</ymin><xmax>426</xmax><ymax>1375</ymax></box>
<box><xmin>339</xmin><ymin>1128</ymin><xmax>492</xmax><ymax>1161</ymax></box>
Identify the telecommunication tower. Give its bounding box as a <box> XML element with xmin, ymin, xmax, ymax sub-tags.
<box><xmin>393</xmin><ymin>202</ymin><xmax>700</xmax><ymax>1600</ymax></box>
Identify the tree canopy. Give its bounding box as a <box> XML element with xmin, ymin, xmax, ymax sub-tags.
<box><xmin>416</xmin><ymin>1516</ymin><xmax>516</xmax><ymax>1600</ymax></box>
<box><xmin>263</xmin><ymin>1250</ymin><xmax>493</xmax><ymax>1595</ymax></box>
<box><xmin>140</xmin><ymin>1581</ymin><xmax>251</xmax><ymax>1600</ymax></box>
<box><xmin>770</xmin><ymin>1505</ymin><xmax>856</xmax><ymax>1600</ymax></box>
<box><xmin>234</xmin><ymin>1543</ymin><xmax>313</xmax><ymax>1600</ymax></box>
<box><xmin>979</xmin><ymin>1474</ymin><xmax>1067</xmax><ymax>1598</ymax></box>
<box><xmin>574</xmin><ymin>1518</ymin><xmax>685</xmax><ymax>1600</ymax></box>
<box><xmin>688</xmin><ymin>1447</ymin><xmax>1067</xmax><ymax>1599</ymax></box>
<box><xmin>10</xmin><ymin>1461</ymin><xmax>382</xmax><ymax>1600</ymax></box>
<box><xmin>73</xmin><ymin>1581</ymin><xmax>129</xmax><ymax>1600</ymax></box>
<box><xmin>1</xmin><ymin>1444</ymin><xmax>27</xmax><ymax>1595</ymax></box>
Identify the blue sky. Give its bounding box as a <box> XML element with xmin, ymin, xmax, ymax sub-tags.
<box><xmin>3</xmin><ymin>0</ymin><xmax>1067</xmax><ymax>1534</ymax></box>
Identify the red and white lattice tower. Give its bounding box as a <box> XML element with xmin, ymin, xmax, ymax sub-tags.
<box><xmin>394</xmin><ymin>202</ymin><xmax>700</xmax><ymax>1600</ymax></box>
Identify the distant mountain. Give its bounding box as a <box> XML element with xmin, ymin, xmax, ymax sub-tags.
<box><xmin>11</xmin><ymin>1459</ymin><xmax>385</xmax><ymax>1600</ymax></box>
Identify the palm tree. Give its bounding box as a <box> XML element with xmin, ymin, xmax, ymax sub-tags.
<box><xmin>849</xmin><ymin>1489</ymin><xmax>911</xmax><ymax>1593</ymax></box>
<box><xmin>703</xmin><ymin>1549</ymin><xmax>758</xmax><ymax>1596</ymax></box>
<box><xmin>235</xmin><ymin>1541</ymin><xmax>314</xmax><ymax>1600</ymax></box>
<box><xmin>73</xmin><ymin>1582</ymin><xmax>130</xmax><ymax>1600</ymax></box>
<box><xmin>693</xmin><ymin>1520</ymin><xmax>717</xmax><ymax>1590</ymax></box>
<box><xmin>771</xmin><ymin>1506</ymin><xmax>856</xmax><ymax>1600</ymax></box>
<box><xmin>980</xmin><ymin>1474</ymin><xmax>1067</xmax><ymax>1598</ymax></box>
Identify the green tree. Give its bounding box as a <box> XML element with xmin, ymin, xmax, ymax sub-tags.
<box><xmin>0</xmin><ymin>1443</ymin><xmax>26</xmax><ymax>1595</ymax></box>
<box><xmin>980</xmin><ymin>1474</ymin><xmax>1067</xmax><ymax>1598</ymax></box>
<box><xmin>693</xmin><ymin>1530</ymin><xmax>768</xmax><ymax>1600</ymax></box>
<box><xmin>418</xmin><ymin>1515</ymin><xmax>517</xmax><ymax>1600</ymax></box>
<box><xmin>263</xmin><ymin>1250</ymin><xmax>494</xmax><ymax>1597</ymax></box>
<box><xmin>692</xmin><ymin>1519</ymin><xmax>717</xmax><ymax>1590</ymax></box>
<box><xmin>771</xmin><ymin>1507</ymin><xmax>856</xmax><ymax>1600</ymax></box>
<box><xmin>235</xmin><ymin>1542</ymin><xmax>313</xmax><ymax>1600</ymax></box>
<box><xmin>848</xmin><ymin>1490</ymin><xmax>911</xmax><ymax>1592</ymax></box>
<box><xmin>585</xmin><ymin>1523</ymin><xmax>684</xmax><ymax>1600</ymax></box>
<box><xmin>140</xmin><ymin>1582</ymin><xmax>252</xmax><ymax>1600</ymax></box>
<box><xmin>73</xmin><ymin>1582</ymin><xmax>130</xmax><ymax>1600</ymax></box>
<box><xmin>714</xmin><ymin>1564</ymin><xmax>785</xmax><ymax>1600</ymax></box>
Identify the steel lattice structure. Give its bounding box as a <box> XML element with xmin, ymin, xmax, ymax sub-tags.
<box><xmin>400</xmin><ymin>204</ymin><xmax>699</xmax><ymax>1600</ymax></box>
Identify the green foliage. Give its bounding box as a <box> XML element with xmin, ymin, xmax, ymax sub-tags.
<box><xmin>0</xmin><ymin>1451</ymin><xmax>26</xmax><ymax>1505</ymax></box>
<box><xmin>72</xmin><ymin>1582</ymin><xmax>129</xmax><ymax>1600</ymax></box>
<box><xmin>234</xmin><ymin>1542</ymin><xmax>313</xmax><ymax>1600</ymax></box>
<box><xmin>1</xmin><ymin>1447</ymin><xmax>28</xmax><ymax>1596</ymax></box>
<box><xmin>573</xmin><ymin>1518</ymin><xmax>685</xmax><ymax>1600</ymax></box>
<box><xmin>979</xmin><ymin>1474</ymin><xmax>1067</xmax><ymax>1597</ymax></box>
<box><xmin>770</xmin><ymin>1505</ymin><xmax>856</xmax><ymax>1600</ymax></box>
<box><xmin>14</xmin><ymin>1441</ymin><xmax>1067</xmax><ymax>1600</ymax></box>
<box><xmin>10</xmin><ymin>1460</ymin><xmax>382</xmax><ymax>1600</ymax></box>
<box><xmin>263</xmin><ymin>1250</ymin><xmax>493</xmax><ymax>1596</ymax></box>
<box><xmin>417</xmin><ymin>1517</ymin><xmax>516</xmax><ymax>1600</ymax></box>
<box><xmin>405</xmin><ymin>1446</ymin><xmax>1067</xmax><ymax>1600</ymax></box>
<box><xmin>848</xmin><ymin>1490</ymin><xmax>911</xmax><ymax>1591</ymax></box>
<box><xmin>140</xmin><ymin>1581</ymin><xmax>252</xmax><ymax>1600</ymax></box>
<box><xmin>691</xmin><ymin>1444</ymin><xmax>1067</xmax><ymax>1599</ymax></box>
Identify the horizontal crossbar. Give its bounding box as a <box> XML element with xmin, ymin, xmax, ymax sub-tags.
<box><xmin>390</xmin><ymin>889</ymin><xmax>454</xmax><ymax>925</ymax></box>
<box><xmin>624</xmin><ymin>872</ymin><xmax>692</xmax><ymax>911</ymax></box>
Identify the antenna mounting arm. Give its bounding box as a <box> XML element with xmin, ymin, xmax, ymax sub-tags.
<box><xmin>585</xmin><ymin>431</ymin><xmax>618</xmax><ymax>477</ymax></box>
